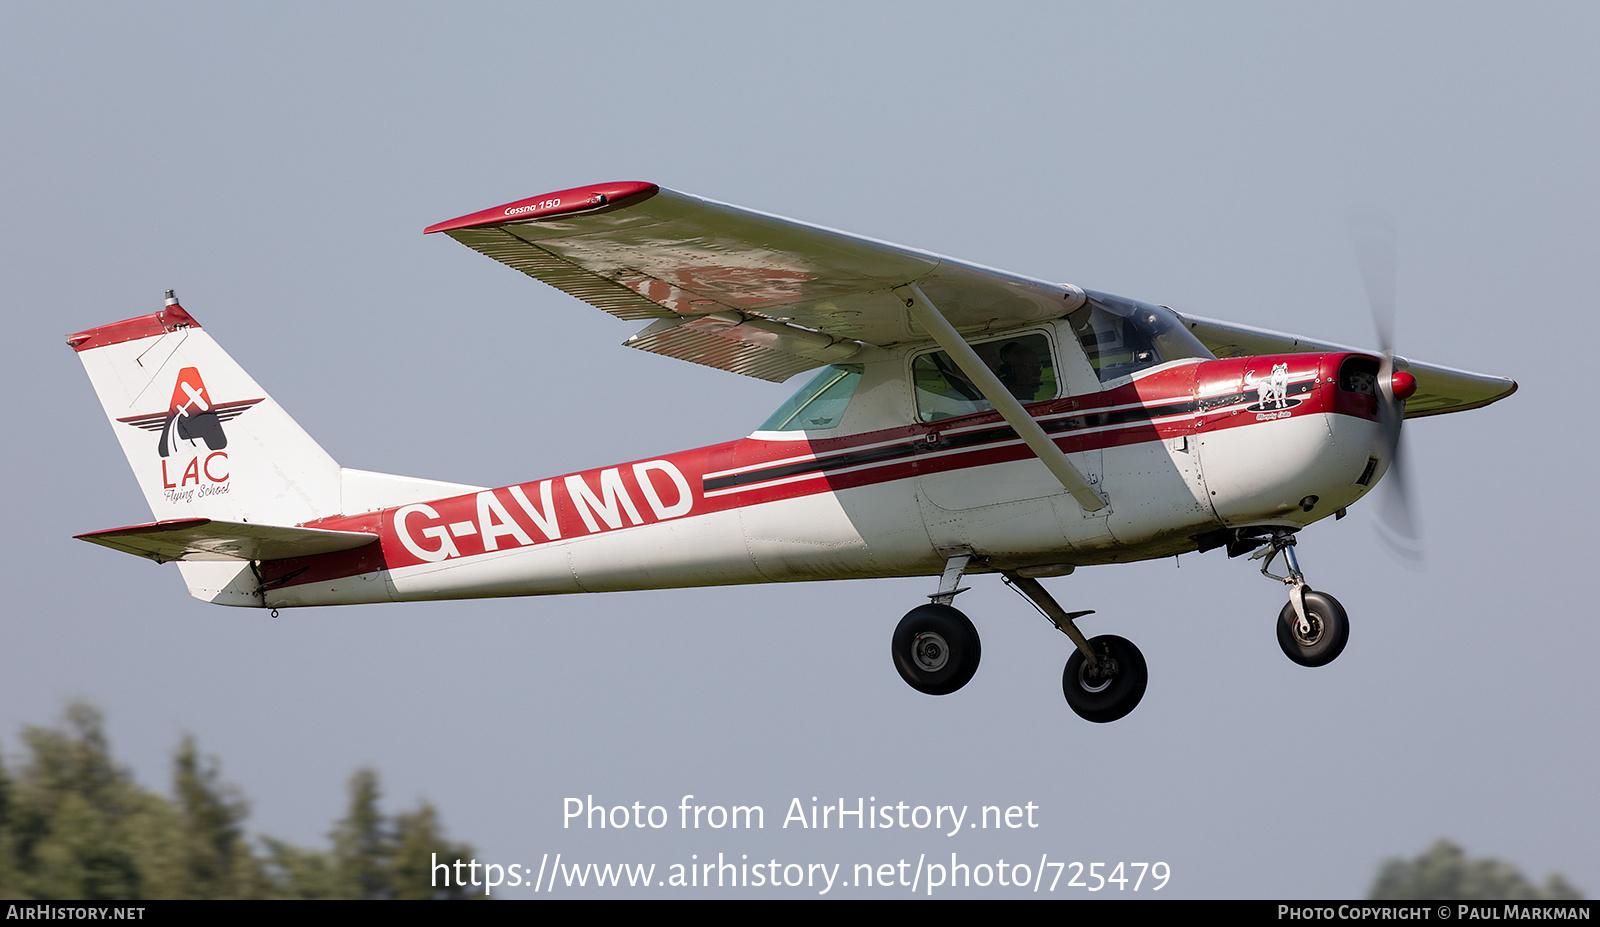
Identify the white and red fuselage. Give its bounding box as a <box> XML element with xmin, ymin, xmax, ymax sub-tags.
<box><xmin>256</xmin><ymin>342</ymin><xmax>1388</xmax><ymax>609</ymax></box>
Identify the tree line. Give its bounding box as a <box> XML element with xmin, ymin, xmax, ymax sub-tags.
<box><xmin>1</xmin><ymin>702</ymin><xmax>1583</xmax><ymax>900</ymax></box>
<box><xmin>0</xmin><ymin>703</ymin><xmax>476</xmax><ymax>899</ymax></box>
<box><xmin>1369</xmin><ymin>839</ymin><xmax>1583</xmax><ymax>901</ymax></box>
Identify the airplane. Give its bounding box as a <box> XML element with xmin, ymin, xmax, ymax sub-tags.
<box><xmin>66</xmin><ymin>181</ymin><xmax>1516</xmax><ymax>723</ymax></box>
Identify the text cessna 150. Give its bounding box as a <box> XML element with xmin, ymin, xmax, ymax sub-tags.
<box><xmin>69</xmin><ymin>181</ymin><xmax>1516</xmax><ymax>722</ymax></box>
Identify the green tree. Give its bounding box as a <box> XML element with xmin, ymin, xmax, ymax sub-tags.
<box><xmin>0</xmin><ymin>750</ymin><xmax>17</xmax><ymax>895</ymax></box>
<box><xmin>170</xmin><ymin>735</ymin><xmax>262</xmax><ymax>898</ymax></box>
<box><xmin>259</xmin><ymin>836</ymin><xmax>339</xmax><ymax>899</ymax></box>
<box><xmin>1370</xmin><ymin>839</ymin><xmax>1584</xmax><ymax>901</ymax></box>
<box><xmin>328</xmin><ymin>768</ymin><xmax>480</xmax><ymax>899</ymax></box>
<box><xmin>6</xmin><ymin>704</ymin><xmax>150</xmax><ymax>899</ymax></box>
<box><xmin>0</xmin><ymin>702</ymin><xmax>475</xmax><ymax>900</ymax></box>
<box><xmin>331</xmin><ymin>768</ymin><xmax>391</xmax><ymax>899</ymax></box>
<box><xmin>392</xmin><ymin>801</ymin><xmax>478</xmax><ymax>900</ymax></box>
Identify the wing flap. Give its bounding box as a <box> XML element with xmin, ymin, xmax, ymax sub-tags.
<box><xmin>76</xmin><ymin>518</ymin><xmax>378</xmax><ymax>564</ymax></box>
<box><xmin>623</xmin><ymin>314</ymin><xmax>865</xmax><ymax>383</ymax></box>
<box><xmin>447</xmin><ymin>226</ymin><xmax>674</xmax><ymax>322</ymax></box>
<box><xmin>1180</xmin><ymin>313</ymin><xmax>1518</xmax><ymax>417</ymax></box>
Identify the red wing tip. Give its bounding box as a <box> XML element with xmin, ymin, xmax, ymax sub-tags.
<box><xmin>67</xmin><ymin>303</ymin><xmax>202</xmax><ymax>353</ymax></box>
<box><xmin>424</xmin><ymin>181</ymin><xmax>660</xmax><ymax>234</ymax></box>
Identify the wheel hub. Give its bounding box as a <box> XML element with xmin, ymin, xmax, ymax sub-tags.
<box><xmin>1293</xmin><ymin>616</ymin><xmax>1323</xmax><ymax>646</ymax></box>
<box><xmin>1076</xmin><ymin>656</ymin><xmax>1119</xmax><ymax>693</ymax></box>
<box><xmin>912</xmin><ymin>631</ymin><xmax>949</xmax><ymax>672</ymax></box>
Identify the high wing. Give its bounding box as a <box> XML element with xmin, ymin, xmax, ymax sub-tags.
<box><xmin>1179</xmin><ymin>314</ymin><xmax>1517</xmax><ymax>418</ymax></box>
<box><xmin>426</xmin><ymin>181</ymin><xmax>1517</xmax><ymax>419</ymax></box>
<box><xmin>425</xmin><ymin>182</ymin><xmax>1084</xmax><ymax>382</ymax></box>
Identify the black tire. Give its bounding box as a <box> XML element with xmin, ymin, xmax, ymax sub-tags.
<box><xmin>1277</xmin><ymin>589</ymin><xmax>1349</xmax><ymax>667</ymax></box>
<box><xmin>1062</xmin><ymin>634</ymin><xmax>1148</xmax><ymax>723</ymax></box>
<box><xmin>891</xmin><ymin>604</ymin><xmax>981</xmax><ymax>695</ymax></box>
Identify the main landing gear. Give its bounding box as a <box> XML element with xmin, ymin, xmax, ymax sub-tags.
<box><xmin>1252</xmin><ymin>530</ymin><xmax>1349</xmax><ymax>667</ymax></box>
<box><xmin>891</xmin><ymin>554</ymin><xmax>982</xmax><ymax>695</ymax></box>
<box><xmin>1006</xmin><ymin>572</ymin><xmax>1147</xmax><ymax>723</ymax></box>
<box><xmin>891</xmin><ymin>604</ymin><xmax>981</xmax><ymax>695</ymax></box>
<box><xmin>889</xmin><ymin>535</ymin><xmax>1350</xmax><ymax>720</ymax></box>
<box><xmin>888</xmin><ymin>553</ymin><xmax>1148</xmax><ymax>723</ymax></box>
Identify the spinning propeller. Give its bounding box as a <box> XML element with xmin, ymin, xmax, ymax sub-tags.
<box><xmin>1349</xmin><ymin>208</ymin><xmax>1422</xmax><ymax>564</ymax></box>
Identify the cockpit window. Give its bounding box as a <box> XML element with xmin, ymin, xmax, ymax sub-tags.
<box><xmin>1068</xmin><ymin>291</ymin><xmax>1214</xmax><ymax>382</ymax></box>
<box><xmin>911</xmin><ymin>333</ymin><xmax>1057</xmax><ymax>423</ymax></box>
<box><xmin>758</xmin><ymin>364</ymin><xmax>864</xmax><ymax>431</ymax></box>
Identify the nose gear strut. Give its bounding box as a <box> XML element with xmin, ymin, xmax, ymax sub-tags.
<box><xmin>1252</xmin><ymin>530</ymin><xmax>1311</xmax><ymax>636</ymax></box>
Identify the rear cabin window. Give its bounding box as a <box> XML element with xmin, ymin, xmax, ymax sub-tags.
<box><xmin>758</xmin><ymin>364</ymin><xmax>864</xmax><ymax>431</ymax></box>
<box><xmin>911</xmin><ymin>333</ymin><xmax>1057</xmax><ymax>423</ymax></box>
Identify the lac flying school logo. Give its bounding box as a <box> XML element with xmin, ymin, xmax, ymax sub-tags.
<box><xmin>116</xmin><ymin>367</ymin><xmax>262</xmax><ymax>492</ymax></box>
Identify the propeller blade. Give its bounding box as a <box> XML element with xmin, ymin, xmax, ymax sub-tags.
<box><xmin>1348</xmin><ymin>208</ymin><xmax>1422</xmax><ymax>565</ymax></box>
<box><xmin>1348</xmin><ymin>207</ymin><xmax>1397</xmax><ymax>355</ymax></box>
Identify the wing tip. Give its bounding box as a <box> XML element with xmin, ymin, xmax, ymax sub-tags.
<box><xmin>424</xmin><ymin>181</ymin><xmax>660</xmax><ymax>235</ymax></box>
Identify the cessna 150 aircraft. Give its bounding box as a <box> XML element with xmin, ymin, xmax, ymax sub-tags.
<box><xmin>68</xmin><ymin>181</ymin><xmax>1516</xmax><ymax>722</ymax></box>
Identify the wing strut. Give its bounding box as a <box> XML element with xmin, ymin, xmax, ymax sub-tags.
<box><xmin>895</xmin><ymin>284</ymin><xmax>1108</xmax><ymax>513</ymax></box>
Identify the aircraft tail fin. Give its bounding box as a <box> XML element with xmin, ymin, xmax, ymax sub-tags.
<box><xmin>70</xmin><ymin>293</ymin><xmax>349</xmax><ymax>606</ymax></box>
<box><xmin>68</xmin><ymin>292</ymin><xmax>344</xmax><ymax>527</ymax></box>
<box><xmin>70</xmin><ymin>294</ymin><xmax>488</xmax><ymax>607</ymax></box>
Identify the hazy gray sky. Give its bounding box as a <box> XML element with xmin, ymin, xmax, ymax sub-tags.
<box><xmin>3</xmin><ymin>1</ymin><xmax>1594</xmax><ymax>898</ymax></box>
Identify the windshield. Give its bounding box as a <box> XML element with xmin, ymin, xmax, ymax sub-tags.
<box><xmin>758</xmin><ymin>364</ymin><xmax>864</xmax><ymax>431</ymax></box>
<box><xmin>1069</xmin><ymin>291</ymin><xmax>1214</xmax><ymax>382</ymax></box>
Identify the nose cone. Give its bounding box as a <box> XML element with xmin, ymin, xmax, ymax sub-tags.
<box><xmin>1391</xmin><ymin>371</ymin><xmax>1418</xmax><ymax>402</ymax></box>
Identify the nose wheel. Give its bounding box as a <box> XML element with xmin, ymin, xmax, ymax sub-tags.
<box><xmin>1277</xmin><ymin>590</ymin><xmax>1349</xmax><ymax>666</ymax></box>
<box><xmin>1253</xmin><ymin>530</ymin><xmax>1350</xmax><ymax>667</ymax></box>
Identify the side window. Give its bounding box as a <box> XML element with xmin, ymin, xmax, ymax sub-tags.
<box><xmin>911</xmin><ymin>333</ymin><xmax>1056</xmax><ymax>423</ymax></box>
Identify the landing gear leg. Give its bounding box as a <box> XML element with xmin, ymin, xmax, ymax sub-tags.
<box><xmin>1253</xmin><ymin>531</ymin><xmax>1349</xmax><ymax>667</ymax></box>
<box><xmin>1004</xmin><ymin>573</ymin><xmax>1148</xmax><ymax>723</ymax></box>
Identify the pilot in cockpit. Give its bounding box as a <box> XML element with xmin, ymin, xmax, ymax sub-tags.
<box><xmin>996</xmin><ymin>340</ymin><xmax>1044</xmax><ymax>401</ymax></box>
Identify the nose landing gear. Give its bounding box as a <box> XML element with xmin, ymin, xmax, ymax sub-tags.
<box><xmin>1253</xmin><ymin>531</ymin><xmax>1349</xmax><ymax>667</ymax></box>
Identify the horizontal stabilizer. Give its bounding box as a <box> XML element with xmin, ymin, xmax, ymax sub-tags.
<box><xmin>76</xmin><ymin>518</ymin><xmax>377</xmax><ymax>564</ymax></box>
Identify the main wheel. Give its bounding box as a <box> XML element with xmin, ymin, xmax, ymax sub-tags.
<box><xmin>1062</xmin><ymin>635</ymin><xmax>1147</xmax><ymax>723</ymax></box>
<box><xmin>1277</xmin><ymin>589</ymin><xmax>1349</xmax><ymax>667</ymax></box>
<box><xmin>891</xmin><ymin>604</ymin><xmax>981</xmax><ymax>695</ymax></box>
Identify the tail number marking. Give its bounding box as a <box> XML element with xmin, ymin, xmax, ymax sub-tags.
<box><xmin>391</xmin><ymin>460</ymin><xmax>695</xmax><ymax>564</ymax></box>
